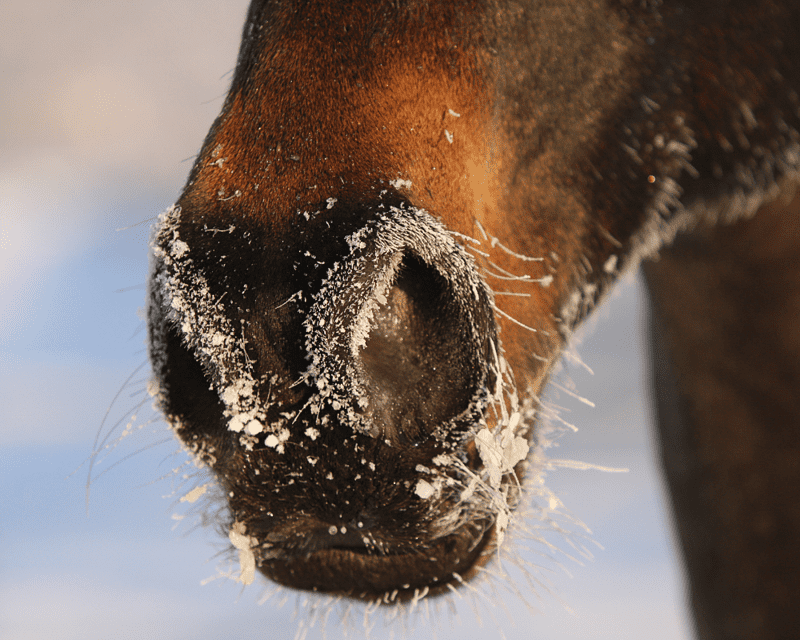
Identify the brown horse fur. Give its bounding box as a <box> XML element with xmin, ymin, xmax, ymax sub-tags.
<box><xmin>146</xmin><ymin>1</ymin><xmax>800</xmax><ymax>637</ymax></box>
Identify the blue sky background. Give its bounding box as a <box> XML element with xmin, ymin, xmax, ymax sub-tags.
<box><xmin>1</xmin><ymin>2</ymin><xmax>693</xmax><ymax>638</ymax></box>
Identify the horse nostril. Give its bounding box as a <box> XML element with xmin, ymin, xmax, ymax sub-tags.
<box><xmin>304</xmin><ymin>205</ymin><xmax>498</xmax><ymax>446</ymax></box>
<box><xmin>358</xmin><ymin>255</ymin><xmax>476</xmax><ymax>444</ymax></box>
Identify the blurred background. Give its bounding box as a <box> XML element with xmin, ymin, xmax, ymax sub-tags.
<box><xmin>1</xmin><ymin>1</ymin><xmax>693</xmax><ymax>638</ymax></box>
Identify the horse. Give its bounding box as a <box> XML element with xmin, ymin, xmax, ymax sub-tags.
<box><xmin>146</xmin><ymin>1</ymin><xmax>800</xmax><ymax>637</ymax></box>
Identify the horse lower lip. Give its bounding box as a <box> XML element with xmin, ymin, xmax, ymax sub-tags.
<box><xmin>260</xmin><ymin>523</ymin><xmax>496</xmax><ymax>599</ymax></box>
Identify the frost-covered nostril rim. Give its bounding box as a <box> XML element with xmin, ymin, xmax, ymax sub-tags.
<box><xmin>147</xmin><ymin>204</ymin><xmax>269</xmax><ymax>436</ymax></box>
<box><xmin>303</xmin><ymin>203</ymin><xmax>499</xmax><ymax>443</ymax></box>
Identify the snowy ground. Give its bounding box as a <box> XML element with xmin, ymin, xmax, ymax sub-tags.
<box><xmin>1</xmin><ymin>2</ymin><xmax>693</xmax><ymax>638</ymax></box>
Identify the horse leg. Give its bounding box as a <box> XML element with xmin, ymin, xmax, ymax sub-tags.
<box><xmin>645</xmin><ymin>183</ymin><xmax>800</xmax><ymax>639</ymax></box>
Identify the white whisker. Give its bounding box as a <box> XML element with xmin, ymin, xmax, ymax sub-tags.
<box><xmin>493</xmin><ymin>305</ymin><xmax>539</xmax><ymax>333</ymax></box>
<box><xmin>548</xmin><ymin>381</ymin><xmax>596</xmax><ymax>407</ymax></box>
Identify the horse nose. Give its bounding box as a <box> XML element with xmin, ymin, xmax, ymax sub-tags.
<box><xmin>304</xmin><ymin>204</ymin><xmax>498</xmax><ymax>446</ymax></box>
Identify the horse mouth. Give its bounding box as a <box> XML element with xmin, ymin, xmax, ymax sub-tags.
<box><xmin>258</xmin><ymin>520</ymin><xmax>497</xmax><ymax>600</ymax></box>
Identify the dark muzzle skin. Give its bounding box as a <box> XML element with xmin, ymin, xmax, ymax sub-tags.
<box><xmin>148</xmin><ymin>197</ymin><xmax>513</xmax><ymax>599</ymax></box>
<box><xmin>146</xmin><ymin>0</ymin><xmax>800</xmax><ymax>632</ymax></box>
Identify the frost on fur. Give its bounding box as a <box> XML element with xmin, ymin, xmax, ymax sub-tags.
<box><xmin>149</xmin><ymin>205</ymin><xmax>270</xmax><ymax>437</ymax></box>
